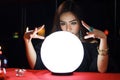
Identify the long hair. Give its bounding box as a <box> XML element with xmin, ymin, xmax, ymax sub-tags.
<box><xmin>52</xmin><ymin>0</ymin><xmax>97</xmax><ymax>42</ymax></box>
<box><xmin>52</xmin><ymin>0</ymin><xmax>83</xmax><ymax>32</ymax></box>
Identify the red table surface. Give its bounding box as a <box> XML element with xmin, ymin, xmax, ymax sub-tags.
<box><xmin>2</xmin><ymin>68</ymin><xmax>120</xmax><ymax>80</ymax></box>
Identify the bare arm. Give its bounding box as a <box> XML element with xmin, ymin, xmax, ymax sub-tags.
<box><xmin>23</xmin><ymin>25</ymin><xmax>45</xmax><ymax>69</ymax></box>
<box><xmin>81</xmin><ymin>21</ymin><xmax>108</xmax><ymax>73</ymax></box>
<box><xmin>97</xmin><ymin>35</ymin><xmax>108</xmax><ymax>73</ymax></box>
<box><xmin>24</xmin><ymin>39</ymin><xmax>36</xmax><ymax>69</ymax></box>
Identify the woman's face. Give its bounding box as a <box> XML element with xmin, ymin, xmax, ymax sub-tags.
<box><xmin>60</xmin><ymin>12</ymin><xmax>80</xmax><ymax>36</ymax></box>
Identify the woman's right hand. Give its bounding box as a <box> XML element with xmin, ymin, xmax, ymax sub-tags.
<box><xmin>23</xmin><ymin>25</ymin><xmax>45</xmax><ymax>42</ymax></box>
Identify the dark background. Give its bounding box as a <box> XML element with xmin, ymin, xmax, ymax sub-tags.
<box><xmin>0</xmin><ymin>0</ymin><xmax>120</xmax><ymax>69</ymax></box>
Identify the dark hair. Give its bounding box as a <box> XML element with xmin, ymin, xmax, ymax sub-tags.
<box><xmin>52</xmin><ymin>0</ymin><xmax>96</xmax><ymax>42</ymax></box>
<box><xmin>52</xmin><ymin>0</ymin><xmax>83</xmax><ymax>32</ymax></box>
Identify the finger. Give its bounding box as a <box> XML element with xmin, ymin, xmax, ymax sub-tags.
<box><xmin>33</xmin><ymin>27</ymin><xmax>38</xmax><ymax>34</ymax></box>
<box><xmin>29</xmin><ymin>34</ymin><xmax>33</xmax><ymax>41</ymax></box>
<box><xmin>37</xmin><ymin>36</ymin><xmax>45</xmax><ymax>39</ymax></box>
<box><xmin>33</xmin><ymin>34</ymin><xmax>45</xmax><ymax>40</ymax></box>
<box><xmin>26</xmin><ymin>27</ymin><xmax>29</xmax><ymax>32</ymax></box>
<box><xmin>84</xmin><ymin>33</ymin><xmax>96</xmax><ymax>39</ymax></box>
<box><xmin>81</xmin><ymin>20</ymin><xmax>90</xmax><ymax>30</ymax></box>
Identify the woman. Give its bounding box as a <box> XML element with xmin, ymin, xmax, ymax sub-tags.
<box><xmin>24</xmin><ymin>0</ymin><xmax>108</xmax><ymax>73</ymax></box>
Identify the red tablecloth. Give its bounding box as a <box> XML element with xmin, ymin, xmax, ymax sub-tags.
<box><xmin>2</xmin><ymin>68</ymin><xmax>120</xmax><ymax>80</ymax></box>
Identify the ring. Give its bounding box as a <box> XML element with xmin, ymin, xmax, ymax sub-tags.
<box><xmin>89</xmin><ymin>27</ymin><xmax>94</xmax><ymax>32</ymax></box>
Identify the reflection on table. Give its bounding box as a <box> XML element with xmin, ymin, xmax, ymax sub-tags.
<box><xmin>1</xmin><ymin>68</ymin><xmax>120</xmax><ymax>80</ymax></box>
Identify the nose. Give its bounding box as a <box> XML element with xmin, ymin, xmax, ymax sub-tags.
<box><xmin>66</xmin><ymin>25</ymin><xmax>71</xmax><ymax>31</ymax></box>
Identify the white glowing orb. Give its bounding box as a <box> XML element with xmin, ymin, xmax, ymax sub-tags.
<box><xmin>41</xmin><ymin>31</ymin><xmax>84</xmax><ymax>73</ymax></box>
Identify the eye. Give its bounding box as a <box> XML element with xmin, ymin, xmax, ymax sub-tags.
<box><xmin>60</xmin><ymin>22</ymin><xmax>65</xmax><ymax>26</ymax></box>
<box><xmin>71</xmin><ymin>21</ymin><xmax>78</xmax><ymax>25</ymax></box>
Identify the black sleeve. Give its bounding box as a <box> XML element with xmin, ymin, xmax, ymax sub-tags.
<box><xmin>32</xmin><ymin>39</ymin><xmax>46</xmax><ymax>70</ymax></box>
<box><xmin>76</xmin><ymin>43</ymin><xmax>98</xmax><ymax>72</ymax></box>
<box><xmin>34</xmin><ymin>51</ymin><xmax>46</xmax><ymax>70</ymax></box>
<box><xmin>88</xmin><ymin>43</ymin><xmax>98</xmax><ymax>72</ymax></box>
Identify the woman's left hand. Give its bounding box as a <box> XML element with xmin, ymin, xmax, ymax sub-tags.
<box><xmin>24</xmin><ymin>25</ymin><xmax>45</xmax><ymax>42</ymax></box>
<box><xmin>81</xmin><ymin>20</ymin><xmax>107</xmax><ymax>40</ymax></box>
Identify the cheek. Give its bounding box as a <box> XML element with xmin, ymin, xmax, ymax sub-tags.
<box><xmin>72</xmin><ymin>26</ymin><xmax>80</xmax><ymax>33</ymax></box>
<box><xmin>61</xmin><ymin>26</ymin><xmax>66</xmax><ymax>31</ymax></box>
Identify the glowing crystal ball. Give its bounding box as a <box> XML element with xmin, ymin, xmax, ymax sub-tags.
<box><xmin>41</xmin><ymin>31</ymin><xmax>84</xmax><ymax>73</ymax></box>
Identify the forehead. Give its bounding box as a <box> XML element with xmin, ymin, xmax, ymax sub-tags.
<box><xmin>60</xmin><ymin>12</ymin><xmax>77</xmax><ymax>21</ymax></box>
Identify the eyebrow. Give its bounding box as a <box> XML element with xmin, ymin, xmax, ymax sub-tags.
<box><xmin>60</xmin><ymin>19</ymin><xmax>77</xmax><ymax>23</ymax></box>
<box><xmin>69</xmin><ymin>19</ymin><xmax>77</xmax><ymax>22</ymax></box>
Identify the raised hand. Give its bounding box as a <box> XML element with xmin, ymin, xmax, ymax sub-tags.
<box><xmin>81</xmin><ymin>20</ymin><xmax>107</xmax><ymax>40</ymax></box>
<box><xmin>24</xmin><ymin>25</ymin><xmax>45</xmax><ymax>42</ymax></box>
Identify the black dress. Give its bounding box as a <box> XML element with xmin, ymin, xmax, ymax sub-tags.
<box><xmin>33</xmin><ymin>40</ymin><xmax>119</xmax><ymax>72</ymax></box>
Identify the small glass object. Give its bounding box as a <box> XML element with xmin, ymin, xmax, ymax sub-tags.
<box><xmin>0</xmin><ymin>68</ymin><xmax>6</xmax><ymax>80</ymax></box>
<box><xmin>0</xmin><ymin>46</ymin><xmax>7</xmax><ymax>80</ymax></box>
<box><xmin>15</xmin><ymin>69</ymin><xmax>26</xmax><ymax>77</ymax></box>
